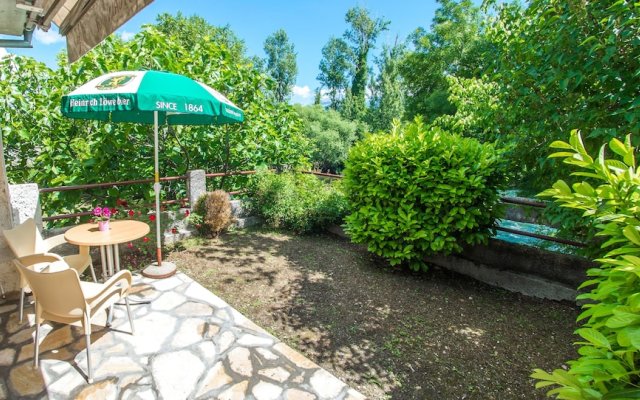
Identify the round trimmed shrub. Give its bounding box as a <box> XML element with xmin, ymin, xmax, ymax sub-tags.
<box><xmin>193</xmin><ymin>190</ymin><xmax>233</xmax><ymax>238</ymax></box>
<box><xmin>343</xmin><ymin>119</ymin><xmax>507</xmax><ymax>270</ymax></box>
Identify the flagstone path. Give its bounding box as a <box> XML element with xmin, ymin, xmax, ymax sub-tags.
<box><xmin>0</xmin><ymin>272</ymin><xmax>365</xmax><ymax>400</ymax></box>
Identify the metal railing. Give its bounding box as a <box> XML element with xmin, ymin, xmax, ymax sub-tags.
<box><xmin>37</xmin><ymin>169</ymin><xmax>586</xmax><ymax>248</ymax></box>
<box><xmin>39</xmin><ymin>175</ymin><xmax>187</xmax><ymax>193</ymax></box>
<box><xmin>39</xmin><ymin>170</ymin><xmax>256</xmax><ymax>222</ymax></box>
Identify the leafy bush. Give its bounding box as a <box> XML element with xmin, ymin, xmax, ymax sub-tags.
<box><xmin>193</xmin><ymin>190</ymin><xmax>233</xmax><ymax>238</ymax></box>
<box><xmin>533</xmin><ymin>132</ymin><xmax>640</xmax><ymax>399</ymax></box>
<box><xmin>295</xmin><ymin>105</ymin><xmax>367</xmax><ymax>173</ymax></box>
<box><xmin>343</xmin><ymin>119</ymin><xmax>507</xmax><ymax>270</ymax></box>
<box><xmin>247</xmin><ymin>170</ymin><xmax>347</xmax><ymax>233</ymax></box>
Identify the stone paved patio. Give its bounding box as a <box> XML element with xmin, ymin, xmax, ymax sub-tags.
<box><xmin>0</xmin><ymin>272</ymin><xmax>365</xmax><ymax>400</ymax></box>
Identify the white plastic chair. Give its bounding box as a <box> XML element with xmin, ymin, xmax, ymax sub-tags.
<box><xmin>3</xmin><ymin>218</ymin><xmax>97</xmax><ymax>322</ymax></box>
<box><xmin>15</xmin><ymin>258</ymin><xmax>134</xmax><ymax>383</ymax></box>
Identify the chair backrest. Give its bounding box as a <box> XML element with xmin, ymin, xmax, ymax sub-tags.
<box><xmin>2</xmin><ymin>218</ymin><xmax>45</xmax><ymax>258</ymax></box>
<box><xmin>15</xmin><ymin>263</ymin><xmax>86</xmax><ymax>318</ymax></box>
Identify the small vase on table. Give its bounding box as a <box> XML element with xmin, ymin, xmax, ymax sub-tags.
<box><xmin>98</xmin><ymin>220</ymin><xmax>109</xmax><ymax>232</ymax></box>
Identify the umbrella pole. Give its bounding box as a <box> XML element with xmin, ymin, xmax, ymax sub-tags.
<box><xmin>142</xmin><ymin>111</ymin><xmax>176</xmax><ymax>279</ymax></box>
<box><xmin>154</xmin><ymin>111</ymin><xmax>162</xmax><ymax>266</ymax></box>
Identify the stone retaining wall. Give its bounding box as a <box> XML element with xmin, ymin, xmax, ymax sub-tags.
<box><xmin>327</xmin><ymin>225</ymin><xmax>591</xmax><ymax>302</ymax></box>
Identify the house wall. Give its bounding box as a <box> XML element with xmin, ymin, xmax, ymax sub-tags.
<box><xmin>0</xmin><ymin>135</ymin><xmax>15</xmax><ymax>294</ymax></box>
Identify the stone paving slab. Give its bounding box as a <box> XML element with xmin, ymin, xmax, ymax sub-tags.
<box><xmin>0</xmin><ymin>272</ymin><xmax>365</xmax><ymax>400</ymax></box>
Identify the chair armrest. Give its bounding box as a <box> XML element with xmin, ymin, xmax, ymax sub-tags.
<box><xmin>16</xmin><ymin>253</ymin><xmax>64</xmax><ymax>267</ymax></box>
<box><xmin>15</xmin><ymin>253</ymin><xmax>69</xmax><ymax>274</ymax></box>
<box><xmin>42</xmin><ymin>234</ymin><xmax>68</xmax><ymax>252</ymax></box>
<box><xmin>87</xmin><ymin>270</ymin><xmax>132</xmax><ymax>303</ymax></box>
<box><xmin>86</xmin><ymin>270</ymin><xmax>133</xmax><ymax>312</ymax></box>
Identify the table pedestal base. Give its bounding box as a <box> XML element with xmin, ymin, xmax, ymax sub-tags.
<box><xmin>100</xmin><ymin>244</ymin><xmax>120</xmax><ymax>278</ymax></box>
<box><xmin>142</xmin><ymin>261</ymin><xmax>176</xmax><ymax>279</ymax></box>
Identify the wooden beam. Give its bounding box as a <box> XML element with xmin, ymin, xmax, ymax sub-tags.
<box><xmin>65</xmin><ymin>0</ymin><xmax>153</xmax><ymax>62</ymax></box>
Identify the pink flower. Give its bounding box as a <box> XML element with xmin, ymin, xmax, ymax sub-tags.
<box><xmin>149</xmin><ymin>214</ymin><xmax>156</xmax><ymax>222</ymax></box>
<box><xmin>127</xmin><ymin>242</ymin><xmax>133</xmax><ymax>249</ymax></box>
<box><xmin>93</xmin><ymin>207</ymin><xmax>102</xmax><ymax>217</ymax></box>
<box><xmin>143</xmin><ymin>237</ymin><xmax>149</xmax><ymax>242</ymax></box>
<box><xmin>128</xmin><ymin>210</ymin><xmax>134</xmax><ymax>218</ymax></box>
<box><xmin>102</xmin><ymin>208</ymin><xmax>112</xmax><ymax>218</ymax></box>
<box><xmin>184</xmin><ymin>210</ymin><xmax>190</xmax><ymax>217</ymax></box>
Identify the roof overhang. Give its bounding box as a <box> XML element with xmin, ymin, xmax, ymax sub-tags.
<box><xmin>0</xmin><ymin>0</ymin><xmax>153</xmax><ymax>62</ymax></box>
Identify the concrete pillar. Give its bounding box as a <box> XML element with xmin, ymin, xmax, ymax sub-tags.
<box><xmin>0</xmin><ymin>133</ymin><xmax>15</xmax><ymax>293</ymax></box>
<box><xmin>187</xmin><ymin>169</ymin><xmax>206</xmax><ymax>209</ymax></box>
<box><xmin>9</xmin><ymin>183</ymin><xmax>42</xmax><ymax>229</ymax></box>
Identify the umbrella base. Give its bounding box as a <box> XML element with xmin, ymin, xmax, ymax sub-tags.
<box><xmin>142</xmin><ymin>261</ymin><xmax>177</xmax><ymax>279</ymax></box>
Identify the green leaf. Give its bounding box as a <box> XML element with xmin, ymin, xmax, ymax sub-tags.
<box><xmin>550</xmin><ymin>141</ymin><xmax>574</xmax><ymax>150</ymax></box>
<box><xmin>609</xmin><ymin>138</ymin><xmax>628</xmax><ymax>157</ymax></box>
<box><xmin>577</xmin><ymin>328</ymin><xmax>611</xmax><ymax>349</ymax></box>
<box><xmin>552</xmin><ymin>180</ymin><xmax>572</xmax><ymax>195</ymax></box>
<box><xmin>603</xmin><ymin>389</ymin><xmax>640</xmax><ymax>399</ymax></box>
<box><xmin>623</xmin><ymin>226</ymin><xmax>640</xmax><ymax>246</ymax></box>
<box><xmin>606</xmin><ymin>311</ymin><xmax>640</xmax><ymax>329</ymax></box>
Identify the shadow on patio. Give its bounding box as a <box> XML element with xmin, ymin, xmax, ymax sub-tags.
<box><xmin>0</xmin><ymin>272</ymin><xmax>365</xmax><ymax>400</ymax></box>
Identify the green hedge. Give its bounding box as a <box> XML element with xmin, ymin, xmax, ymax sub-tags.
<box><xmin>533</xmin><ymin>132</ymin><xmax>640</xmax><ymax>398</ymax></box>
<box><xmin>343</xmin><ymin>119</ymin><xmax>507</xmax><ymax>270</ymax></box>
<box><xmin>247</xmin><ymin>170</ymin><xmax>347</xmax><ymax>233</ymax></box>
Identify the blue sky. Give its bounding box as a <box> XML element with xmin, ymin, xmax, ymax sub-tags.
<box><xmin>2</xmin><ymin>0</ymin><xmax>454</xmax><ymax>104</ymax></box>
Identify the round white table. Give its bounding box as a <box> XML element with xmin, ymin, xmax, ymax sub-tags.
<box><xmin>65</xmin><ymin>220</ymin><xmax>150</xmax><ymax>278</ymax></box>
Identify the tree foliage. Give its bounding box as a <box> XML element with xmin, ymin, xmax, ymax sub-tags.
<box><xmin>342</xmin><ymin>6</ymin><xmax>390</xmax><ymax>120</ymax></box>
<box><xmin>479</xmin><ymin>0</ymin><xmax>640</xmax><ymax>191</ymax></box>
<box><xmin>368</xmin><ymin>43</ymin><xmax>406</xmax><ymax>132</ymax></box>
<box><xmin>294</xmin><ymin>105</ymin><xmax>367</xmax><ymax>173</ymax></box>
<box><xmin>400</xmin><ymin>0</ymin><xmax>486</xmax><ymax>121</ymax></box>
<box><xmin>263</xmin><ymin>29</ymin><xmax>298</xmax><ymax>102</ymax></box>
<box><xmin>155</xmin><ymin>12</ymin><xmax>247</xmax><ymax>64</ymax></box>
<box><xmin>317</xmin><ymin>37</ymin><xmax>353</xmax><ymax>109</ymax></box>
<box><xmin>0</xmin><ymin>18</ymin><xmax>308</xmax><ymax>222</ymax></box>
<box><xmin>432</xmin><ymin>75</ymin><xmax>506</xmax><ymax>142</ymax></box>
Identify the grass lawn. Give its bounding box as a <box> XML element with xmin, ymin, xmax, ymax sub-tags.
<box><xmin>165</xmin><ymin>229</ymin><xmax>579</xmax><ymax>400</ymax></box>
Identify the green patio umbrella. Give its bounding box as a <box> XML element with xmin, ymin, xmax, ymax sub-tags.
<box><xmin>62</xmin><ymin>70</ymin><xmax>244</xmax><ymax>278</ymax></box>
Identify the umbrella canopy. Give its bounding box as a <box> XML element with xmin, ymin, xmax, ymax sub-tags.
<box><xmin>62</xmin><ymin>70</ymin><xmax>244</xmax><ymax>125</ymax></box>
<box><xmin>61</xmin><ymin>70</ymin><xmax>244</xmax><ymax>278</ymax></box>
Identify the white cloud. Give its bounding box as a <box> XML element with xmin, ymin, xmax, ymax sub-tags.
<box><xmin>34</xmin><ymin>28</ymin><xmax>64</xmax><ymax>45</ymax></box>
<box><xmin>292</xmin><ymin>85</ymin><xmax>312</xmax><ymax>99</ymax></box>
<box><xmin>290</xmin><ymin>85</ymin><xmax>316</xmax><ymax>105</ymax></box>
<box><xmin>119</xmin><ymin>31</ymin><xmax>135</xmax><ymax>41</ymax></box>
<box><xmin>0</xmin><ymin>47</ymin><xmax>8</xmax><ymax>58</ymax></box>
<box><xmin>319</xmin><ymin>88</ymin><xmax>331</xmax><ymax>102</ymax></box>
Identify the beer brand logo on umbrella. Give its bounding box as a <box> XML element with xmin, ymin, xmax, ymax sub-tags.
<box><xmin>96</xmin><ymin>75</ymin><xmax>135</xmax><ymax>90</ymax></box>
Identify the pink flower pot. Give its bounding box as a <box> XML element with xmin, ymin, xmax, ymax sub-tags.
<box><xmin>98</xmin><ymin>220</ymin><xmax>110</xmax><ymax>232</ymax></box>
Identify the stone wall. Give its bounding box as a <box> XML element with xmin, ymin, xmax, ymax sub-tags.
<box><xmin>326</xmin><ymin>225</ymin><xmax>591</xmax><ymax>302</ymax></box>
<box><xmin>0</xmin><ymin>184</ymin><xmax>42</xmax><ymax>293</ymax></box>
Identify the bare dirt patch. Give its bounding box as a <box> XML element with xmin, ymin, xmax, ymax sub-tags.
<box><xmin>167</xmin><ymin>229</ymin><xmax>579</xmax><ymax>399</ymax></box>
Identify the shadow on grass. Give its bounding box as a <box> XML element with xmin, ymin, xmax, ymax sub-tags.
<box><xmin>171</xmin><ymin>228</ymin><xmax>580</xmax><ymax>400</ymax></box>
